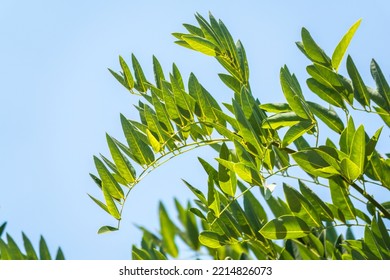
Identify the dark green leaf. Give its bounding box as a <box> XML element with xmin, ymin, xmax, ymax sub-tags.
<box><xmin>329</xmin><ymin>177</ymin><xmax>356</xmax><ymax>220</ymax></box>
<box><xmin>307</xmin><ymin>102</ymin><xmax>344</xmax><ymax>133</ymax></box>
<box><xmin>371</xmin><ymin>59</ymin><xmax>390</xmax><ymax>110</ymax></box>
<box><xmin>282</xmin><ymin>121</ymin><xmax>314</xmax><ymax>147</ymax></box>
<box><xmin>301</xmin><ymin>28</ymin><xmax>331</xmax><ymax>66</ymax></box>
<box><xmin>39</xmin><ymin>236</ymin><xmax>51</xmax><ymax>260</ymax></box>
<box><xmin>299</xmin><ymin>181</ymin><xmax>334</xmax><ymax>221</ymax></box>
<box><xmin>347</xmin><ymin>55</ymin><xmax>370</xmax><ymax>107</ymax></box>
<box><xmin>307</xmin><ymin>78</ymin><xmax>345</xmax><ymax>108</ymax></box>
<box><xmin>159</xmin><ymin>203</ymin><xmax>178</xmax><ymax>257</ymax></box>
<box><xmin>98</xmin><ymin>226</ymin><xmax>118</xmax><ymax>234</ymax></box>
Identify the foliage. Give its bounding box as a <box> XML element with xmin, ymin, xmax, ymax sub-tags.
<box><xmin>90</xmin><ymin>13</ymin><xmax>390</xmax><ymax>260</ymax></box>
<box><xmin>0</xmin><ymin>221</ymin><xmax>64</xmax><ymax>260</ymax></box>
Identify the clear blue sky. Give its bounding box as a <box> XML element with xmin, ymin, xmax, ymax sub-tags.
<box><xmin>1</xmin><ymin>1</ymin><xmax>389</xmax><ymax>259</ymax></box>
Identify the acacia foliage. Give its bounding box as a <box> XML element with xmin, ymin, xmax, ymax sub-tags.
<box><xmin>90</xmin><ymin>13</ymin><xmax>390</xmax><ymax>260</ymax></box>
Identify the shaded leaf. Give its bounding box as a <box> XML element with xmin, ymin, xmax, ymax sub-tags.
<box><xmin>259</xmin><ymin>215</ymin><xmax>310</xmax><ymax>240</ymax></box>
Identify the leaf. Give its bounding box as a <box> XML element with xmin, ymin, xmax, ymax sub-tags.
<box><xmin>181</xmin><ymin>35</ymin><xmax>220</xmax><ymax>56</ymax></box>
<box><xmin>88</xmin><ymin>194</ymin><xmax>110</xmax><ymax>215</ymax></box>
<box><xmin>6</xmin><ymin>234</ymin><xmax>24</xmax><ymax>260</ymax></box>
<box><xmin>22</xmin><ymin>233</ymin><xmax>38</xmax><ymax>260</ymax></box>
<box><xmin>259</xmin><ymin>215</ymin><xmax>310</xmax><ymax>240</ymax></box>
<box><xmin>93</xmin><ymin>156</ymin><xmax>124</xmax><ymax>200</ymax></box>
<box><xmin>218</xmin><ymin>143</ymin><xmax>237</xmax><ymax>197</ymax></box>
<box><xmin>282</xmin><ymin>121</ymin><xmax>314</xmax><ymax>147</ymax></box>
<box><xmin>349</xmin><ymin>125</ymin><xmax>365</xmax><ymax>173</ymax></box>
<box><xmin>299</xmin><ymin>181</ymin><xmax>334</xmax><ymax>221</ymax></box>
<box><xmin>307</xmin><ymin>78</ymin><xmax>345</xmax><ymax>108</ymax></box>
<box><xmin>332</xmin><ymin>19</ymin><xmax>362</xmax><ymax>71</ymax></box>
<box><xmin>292</xmin><ymin>148</ymin><xmax>337</xmax><ymax>178</ymax></box>
<box><xmin>159</xmin><ymin>203</ymin><xmax>178</xmax><ymax>257</ymax></box>
<box><xmin>152</xmin><ymin>55</ymin><xmax>165</xmax><ymax>89</ymax></box>
<box><xmin>102</xmin><ymin>183</ymin><xmax>121</xmax><ymax>219</ymax></box>
<box><xmin>219</xmin><ymin>73</ymin><xmax>242</xmax><ymax>93</ymax></box>
<box><xmin>259</xmin><ymin>103</ymin><xmax>291</xmax><ymax>113</ymax></box>
<box><xmin>307</xmin><ymin>102</ymin><xmax>344</xmax><ymax>133</ymax></box>
<box><xmin>301</xmin><ymin>28</ymin><xmax>331</xmax><ymax>66</ymax></box>
<box><xmin>347</xmin><ymin>55</ymin><xmax>370</xmax><ymax>107</ymax></box>
<box><xmin>340</xmin><ymin>117</ymin><xmax>356</xmax><ymax>154</ymax></box>
<box><xmin>119</xmin><ymin>56</ymin><xmax>134</xmax><ymax>89</ymax></box>
<box><xmin>280</xmin><ymin>66</ymin><xmax>310</xmax><ymax>119</ymax></box>
<box><xmin>262</xmin><ymin>112</ymin><xmax>305</xmax><ymax>129</ymax></box>
<box><xmin>0</xmin><ymin>222</ymin><xmax>6</xmax><ymax>237</ymax></box>
<box><xmin>39</xmin><ymin>236</ymin><xmax>52</xmax><ymax>260</ymax></box>
<box><xmin>283</xmin><ymin>183</ymin><xmax>322</xmax><ymax>227</ymax></box>
<box><xmin>106</xmin><ymin>134</ymin><xmax>136</xmax><ymax>184</ymax></box>
<box><xmin>98</xmin><ymin>226</ymin><xmax>118</xmax><ymax>234</ymax></box>
<box><xmin>55</xmin><ymin>248</ymin><xmax>65</xmax><ymax>260</ymax></box>
<box><xmin>340</xmin><ymin>158</ymin><xmax>360</xmax><ymax>182</ymax></box>
<box><xmin>374</xmin><ymin>106</ymin><xmax>390</xmax><ymax>127</ymax></box>
<box><xmin>364</xmin><ymin>226</ymin><xmax>383</xmax><ymax>259</ymax></box>
<box><xmin>329</xmin><ymin>177</ymin><xmax>356</xmax><ymax>220</ymax></box>
<box><xmin>199</xmin><ymin>231</ymin><xmax>228</xmax><ymax>248</ymax></box>
<box><xmin>370</xmin><ymin>59</ymin><xmax>390</xmax><ymax>110</ymax></box>
<box><xmin>182</xmin><ymin>179</ymin><xmax>208</xmax><ymax>206</ymax></box>
<box><xmin>234</xmin><ymin>163</ymin><xmax>263</xmax><ymax>186</ymax></box>
<box><xmin>131</xmin><ymin>54</ymin><xmax>148</xmax><ymax>92</ymax></box>
<box><xmin>120</xmin><ymin>114</ymin><xmax>155</xmax><ymax>165</ymax></box>
<box><xmin>207</xmin><ymin>174</ymin><xmax>220</xmax><ymax>217</ymax></box>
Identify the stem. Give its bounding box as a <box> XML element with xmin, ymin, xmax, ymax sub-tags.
<box><xmin>350</xmin><ymin>181</ymin><xmax>390</xmax><ymax>219</ymax></box>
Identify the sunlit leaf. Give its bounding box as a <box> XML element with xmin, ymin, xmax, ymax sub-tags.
<box><xmin>259</xmin><ymin>215</ymin><xmax>310</xmax><ymax>240</ymax></box>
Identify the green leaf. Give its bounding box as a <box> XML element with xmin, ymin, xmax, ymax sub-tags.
<box><xmin>108</xmin><ymin>68</ymin><xmax>127</xmax><ymax>89</ymax></box>
<box><xmin>39</xmin><ymin>236</ymin><xmax>51</xmax><ymax>260</ymax></box>
<box><xmin>292</xmin><ymin>148</ymin><xmax>337</xmax><ymax>178</ymax></box>
<box><xmin>283</xmin><ymin>183</ymin><xmax>322</xmax><ymax>227</ymax></box>
<box><xmin>102</xmin><ymin>183</ymin><xmax>121</xmax><ymax>219</ymax></box>
<box><xmin>120</xmin><ymin>114</ymin><xmax>155</xmax><ymax>165</ymax></box>
<box><xmin>364</xmin><ymin>226</ymin><xmax>383</xmax><ymax>259</ymax></box>
<box><xmin>349</xmin><ymin>125</ymin><xmax>365</xmax><ymax>173</ymax></box>
<box><xmin>234</xmin><ymin>163</ymin><xmax>263</xmax><ymax>186</ymax></box>
<box><xmin>6</xmin><ymin>234</ymin><xmax>24</xmax><ymax>260</ymax></box>
<box><xmin>301</xmin><ymin>28</ymin><xmax>331</xmax><ymax>66</ymax></box>
<box><xmin>22</xmin><ymin>233</ymin><xmax>38</xmax><ymax>260</ymax></box>
<box><xmin>88</xmin><ymin>194</ymin><xmax>110</xmax><ymax>215</ymax></box>
<box><xmin>329</xmin><ymin>177</ymin><xmax>356</xmax><ymax>220</ymax></box>
<box><xmin>218</xmin><ymin>73</ymin><xmax>242</xmax><ymax>93</ymax></box>
<box><xmin>282</xmin><ymin>121</ymin><xmax>314</xmax><ymax>147</ymax></box>
<box><xmin>207</xmin><ymin>174</ymin><xmax>220</xmax><ymax>217</ymax></box>
<box><xmin>131</xmin><ymin>54</ymin><xmax>148</xmax><ymax>92</ymax></box>
<box><xmin>347</xmin><ymin>55</ymin><xmax>370</xmax><ymax>107</ymax></box>
<box><xmin>332</xmin><ymin>19</ymin><xmax>362</xmax><ymax>71</ymax></box>
<box><xmin>299</xmin><ymin>181</ymin><xmax>334</xmax><ymax>221</ymax></box>
<box><xmin>159</xmin><ymin>203</ymin><xmax>178</xmax><ymax>257</ymax></box>
<box><xmin>93</xmin><ymin>156</ymin><xmax>124</xmax><ymax>200</ymax></box>
<box><xmin>340</xmin><ymin>117</ymin><xmax>356</xmax><ymax>154</ymax></box>
<box><xmin>259</xmin><ymin>215</ymin><xmax>310</xmax><ymax>240</ymax></box>
<box><xmin>55</xmin><ymin>248</ymin><xmax>65</xmax><ymax>260</ymax></box>
<box><xmin>119</xmin><ymin>56</ymin><xmax>135</xmax><ymax>89</ymax></box>
<box><xmin>371</xmin><ymin>59</ymin><xmax>390</xmax><ymax>110</ymax></box>
<box><xmin>181</xmin><ymin>35</ymin><xmax>220</xmax><ymax>56</ymax></box>
<box><xmin>307</xmin><ymin>102</ymin><xmax>344</xmax><ymax>133</ymax></box>
<box><xmin>280</xmin><ymin>66</ymin><xmax>310</xmax><ymax>119</ymax></box>
<box><xmin>0</xmin><ymin>222</ymin><xmax>6</xmax><ymax>237</ymax></box>
<box><xmin>152</xmin><ymin>56</ymin><xmax>165</xmax><ymax>89</ymax></box>
<box><xmin>98</xmin><ymin>226</ymin><xmax>118</xmax><ymax>234</ymax></box>
<box><xmin>262</xmin><ymin>112</ymin><xmax>305</xmax><ymax>129</ymax></box>
<box><xmin>182</xmin><ymin>179</ymin><xmax>207</xmax><ymax>206</ymax></box>
<box><xmin>259</xmin><ymin>103</ymin><xmax>291</xmax><ymax>113</ymax></box>
<box><xmin>307</xmin><ymin>78</ymin><xmax>345</xmax><ymax>108</ymax></box>
<box><xmin>199</xmin><ymin>231</ymin><xmax>228</xmax><ymax>248</ymax></box>
<box><xmin>106</xmin><ymin>134</ymin><xmax>136</xmax><ymax>184</ymax></box>
<box><xmin>374</xmin><ymin>106</ymin><xmax>390</xmax><ymax>127</ymax></box>
<box><xmin>340</xmin><ymin>158</ymin><xmax>360</xmax><ymax>182</ymax></box>
<box><xmin>218</xmin><ymin>143</ymin><xmax>237</xmax><ymax>197</ymax></box>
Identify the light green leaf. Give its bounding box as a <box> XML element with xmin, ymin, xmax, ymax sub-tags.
<box><xmin>259</xmin><ymin>103</ymin><xmax>291</xmax><ymax>113</ymax></box>
<box><xmin>98</xmin><ymin>226</ymin><xmax>118</xmax><ymax>234</ymax></box>
<box><xmin>364</xmin><ymin>226</ymin><xmax>383</xmax><ymax>259</ymax></box>
<box><xmin>159</xmin><ymin>203</ymin><xmax>178</xmax><ymax>257</ymax></box>
<box><xmin>283</xmin><ymin>184</ymin><xmax>322</xmax><ymax>227</ymax></box>
<box><xmin>307</xmin><ymin>78</ymin><xmax>346</xmax><ymax>108</ymax></box>
<box><xmin>373</xmin><ymin>106</ymin><xmax>390</xmax><ymax>127</ymax></box>
<box><xmin>182</xmin><ymin>35</ymin><xmax>220</xmax><ymax>56</ymax></box>
<box><xmin>262</xmin><ymin>112</ymin><xmax>304</xmax><ymax>129</ymax></box>
<box><xmin>120</xmin><ymin>114</ymin><xmax>155</xmax><ymax>165</ymax></box>
<box><xmin>341</xmin><ymin>158</ymin><xmax>360</xmax><ymax>182</ymax></box>
<box><xmin>282</xmin><ymin>121</ymin><xmax>314</xmax><ymax>147</ymax></box>
<box><xmin>350</xmin><ymin>125</ymin><xmax>365</xmax><ymax>173</ymax></box>
<box><xmin>280</xmin><ymin>66</ymin><xmax>310</xmax><ymax>119</ymax></box>
<box><xmin>88</xmin><ymin>194</ymin><xmax>110</xmax><ymax>215</ymax></box>
<box><xmin>93</xmin><ymin>156</ymin><xmax>124</xmax><ymax>200</ymax></box>
<box><xmin>119</xmin><ymin>56</ymin><xmax>134</xmax><ymax>89</ymax></box>
<box><xmin>347</xmin><ymin>55</ymin><xmax>370</xmax><ymax>107</ymax></box>
<box><xmin>199</xmin><ymin>231</ymin><xmax>228</xmax><ymax>248</ymax></box>
<box><xmin>218</xmin><ymin>73</ymin><xmax>242</xmax><ymax>93</ymax></box>
<box><xmin>307</xmin><ymin>101</ymin><xmax>344</xmax><ymax>133</ymax></box>
<box><xmin>131</xmin><ymin>54</ymin><xmax>148</xmax><ymax>92</ymax></box>
<box><xmin>340</xmin><ymin>117</ymin><xmax>356</xmax><ymax>154</ymax></box>
<box><xmin>146</xmin><ymin>129</ymin><xmax>161</xmax><ymax>153</ymax></box>
<box><xmin>329</xmin><ymin>177</ymin><xmax>356</xmax><ymax>220</ymax></box>
<box><xmin>332</xmin><ymin>19</ymin><xmax>362</xmax><ymax>71</ymax></box>
<box><xmin>259</xmin><ymin>215</ymin><xmax>310</xmax><ymax>240</ymax></box>
<box><xmin>102</xmin><ymin>183</ymin><xmax>121</xmax><ymax>219</ymax></box>
<box><xmin>218</xmin><ymin>143</ymin><xmax>237</xmax><ymax>197</ymax></box>
<box><xmin>234</xmin><ymin>163</ymin><xmax>263</xmax><ymax>186</ymax></box>
<box><xmin>152</xmin><ymin>55</ymin><xmax>165</xmax><ymax>89</ymax></box>
<box><xmin>207</xmin><ymin>174</ymin><xmax>220</xmax><ymax>217</ymax></box>
<box><xmin>301</xmin><ymin>28</ymin><xmax>331</xmax><ymax>66</ymax></box>
<box><xmin>299</xmin><ymin>181</ymin><xmax>334</xmax><ymax>221</ymax></box>
<box><xmin>106</xmin><ymin>134</ymin><xmax>136</xmax><ymax>184</ymax></box>
<box><xmin>292</xmin><ymin>148</ymin><xmax>336</xmax><ymax>178</ymax></box>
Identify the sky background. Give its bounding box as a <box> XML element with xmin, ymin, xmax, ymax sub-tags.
<box><xmin>1</xmin><ymin>0</ymin><xmax>389</xmax><ymax>259</ymax></box>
